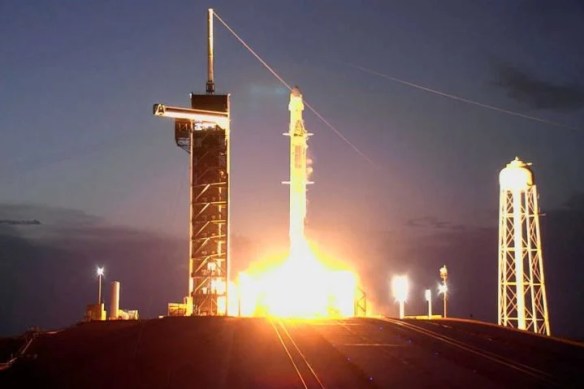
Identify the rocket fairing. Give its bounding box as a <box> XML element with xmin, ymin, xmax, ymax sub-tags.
<box><xmin>286</xmin><ymin>87</ymin><xmax>312</xmax><ymax>251</ymax></box>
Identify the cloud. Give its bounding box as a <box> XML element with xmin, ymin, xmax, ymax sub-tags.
<box><xmin>0</xmin><ymin>219</ymin><xmax>41</xmax><ymax>225</ymax></box>
<box><xmin>561</xmin><ymin>192</ymin><xmax>584</xmax><ymax>211</ymax></box>
<box><xmin>0</xmin><ymin>204</ymin><xmax>262</xmax><ymax>336</ymax></box>
<box><xmin>518</xmin><ymin>0</ymin><xmax>584</xmax><ymax>35</ymax></box>
<box><xmin>0</xmin><ymin>204</ymin><xmax>187</xmax><ymax>336</ymax></box>
<box><xmin>319</xmin><ymin>193</ymin><xmax>584</xmax><ymax>339</ymax></box>
<box><xmin>366</xmin><ymin>226</ymin><xmax>496</xmax><ymax>322</ymax></box>
<box><xmin>248</xmin><ymin>83</ymin><xmax>288</xmax><ymax>98</ymax></box>
<box><xmin>405</xmin><ymin>216</ymin><xmax>465</xmax><ymax>231</ymax></box>
<box><xmin>0</xmin><ymin>204</ymin><xmax>98</xmax><ymax>228</ymax></box>
<box><xmin>2</xmin><ymin>198</ymin><xmax>584</xmax><ymax>340</ymax></box>
<box><xmin>304</xmin><ymin>224</ymin><xmax>495</xmax><ymax>322</ymax></box>
<box><xmin>494</xmin><ymin>64</ymin><xmax>584</xmax><ymax>112</ymax></box>
<box><xmin>539</xmin><ymin>193</ymin><xmax>584</xmax><ymax>339</ymax></box>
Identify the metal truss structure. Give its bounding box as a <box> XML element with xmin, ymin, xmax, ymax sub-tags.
<box><xmin>154</xmin><ymin>95</ymin><xmax>230</xmax><ymax>316</ymax></box>
<box><xmin>498</xmin><ymin>158</ymin><xmax>550</xmax><ymax>335</ymax></box>
<box><xmin>153</xmin><ymin>9</ymin><xmax>230</xmax><ymax>316</ymax></box>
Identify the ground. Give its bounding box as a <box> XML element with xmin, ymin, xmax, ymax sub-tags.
<box><xmin>1</xmin><ymin>317</ymin><xmax>583</xmax><ymax>388</ymax></box>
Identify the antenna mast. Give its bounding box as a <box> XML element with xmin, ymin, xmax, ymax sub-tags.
<box><xmin>206</xmin><ymin>8</ymin><xmax>215</xmax><ymax>94</ymax></box>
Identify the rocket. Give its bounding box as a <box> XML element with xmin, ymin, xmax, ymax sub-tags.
<box><xmin>286</xmin><ymin>87</ymin><xmax>312</xmax><ymax>250</ymax></box>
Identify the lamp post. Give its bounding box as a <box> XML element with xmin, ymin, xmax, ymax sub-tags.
<box><xmin>391</xmin><ymin>275</ymin><xmax>409</xmax><ymax>319</ymax></box>
<box><xmin>439</xmin><ymin>265</ymin><xmax>448</xmax><ymax>318</ymax></box>
<box><xmin>425</xmin><ymin>289</ymin><xmax>432</xmax><ymax>318</ymax></box>
<box><xmin>97</xmin><ymin>266</ymin><xmax>104</xmax><ymax>305</ymax></box>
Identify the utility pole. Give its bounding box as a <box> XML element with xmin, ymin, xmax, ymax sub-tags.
<box><xmin>97</xmin><ymin>266</ymin><xmax>104</xmax><ymax>304</ymax></box>
<box><xmin>439</xmin><ymin>265</ymin><xmax>448</xmax><ymax>318</ymax></box>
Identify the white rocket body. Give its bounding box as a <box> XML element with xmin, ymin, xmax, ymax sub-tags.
<box><xmin>287</xmin><ymin>88</ymin><xmax>311</xmax><ymax>251</ymax></box>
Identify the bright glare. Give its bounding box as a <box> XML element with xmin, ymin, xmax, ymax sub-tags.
<box><xmin>97</xmin><ymin>267</ymin><xmax>104</xmax><ymax>276</ymax></box>
<box><xmin>438</xmin><ymin>283</ymin><xmax>448</xmax><ymax>295</ymax></box>
<box><xmin>391</xmin><ymin>275</ymin><xmax>409</xmax><ymax>303</ymax></box>
<box><xmin>499</xmin><ymin>157</ymin><xmax>533</xmax><ymax>190</ymax></box>
<box><xmin>235</xmin><ymin>88</ymin><xmax>359</xmax><ymax>319</ymax></box>
<box><xmin>237</xmin><ymin>240</ymin><xmax>357</xmax><ymax>318</ymax></box>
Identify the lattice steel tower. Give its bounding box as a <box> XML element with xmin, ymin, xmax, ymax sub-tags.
<box><xmin>498</xmin><ymin>157</ymin><xmax>550</xmax><ymax>335</ymax></box>
<box><xmin>153</xmin><ymin>9</ymin><xmax>230</xmax><ymax>316</ymax></box>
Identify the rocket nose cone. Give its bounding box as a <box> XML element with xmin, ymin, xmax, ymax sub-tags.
<box><xmin>291</xmin><ymin>86</ymin><xmax>302</xmax><ymax>97</ymax></box>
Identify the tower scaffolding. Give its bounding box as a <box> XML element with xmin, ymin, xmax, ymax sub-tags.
<box><xmin>498</xmin><ymin>157</ymin><xmax>550</xmax><ymax>335</ymax></box>
<box><xmin>153</xmin><ymin>9</ymin><xmax>230</xmax><ymax>316</ymax></box>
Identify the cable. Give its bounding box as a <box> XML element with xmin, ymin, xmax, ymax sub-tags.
<box><xmin>213</xmin><ymin>13</ymin><xmax>292</xmax><ymax>91</ymax></box>
<box><xmin>303</xmin><ymin>101</ymin><xmax>378</xmax><ymax>166</ymax></box>
<box><xmin>213</xmin><ymin>12</ymin><xmax>378</xmax><ymax>168</ymax></box>
<box><xmin>349</xmin><ymin>63</ymin><xmax>581</xmax><ymax>132</ymax></box>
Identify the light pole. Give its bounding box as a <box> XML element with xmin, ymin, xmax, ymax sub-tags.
<box><xmin>97</xmin><ymin>266</ymin><xmax>105</xmax><ymax>305</ymax></box>
<box><xmin>391</xmin><ymin>275</ymin><xmax>409</xmax><ymax>319</ymax></box>
<box><xmin>425</xmin><ymin>289</ymin><xmax>432</xmax><ymax>318</ymax></box>
<box><xmin>439</xmin><ymin>265</ymin><xmax>448</xmax><ymax>318</ymax></box>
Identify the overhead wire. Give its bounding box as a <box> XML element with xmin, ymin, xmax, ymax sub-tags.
<box><xmin>213</xmin><ymin>12</ymin><xmax>378</xmax><ymax>168</ymax></box>
<box><xmin>349</xmin><ymin>63</ymin><xmax>581</xmax><ymax>132</ymax></box>
<box><xmin>302</xmin><ymin>101</ymin><xmax>377</xmax><ymax>166</ymax></box>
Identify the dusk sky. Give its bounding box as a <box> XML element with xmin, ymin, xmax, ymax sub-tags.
<box><xmin>1</xmin><ymin>1</ymin><xmax>584</xmax><ymax>338</ymax></box>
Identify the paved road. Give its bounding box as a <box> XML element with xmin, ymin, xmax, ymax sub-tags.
<box><xmin>1</xmin><ymin>317</ymin><xmax>582</xmax><ymax>388</ymax></box>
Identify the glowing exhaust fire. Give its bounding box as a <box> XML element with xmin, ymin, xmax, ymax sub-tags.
<box><xmin>233</xmin><ymin>86</ymin><xmax>358</xmax><ymax>319</ymax></box>
<box><xmin>237</xmin><ymin>240</ymin><xmax>357</xmax><ymax>318</ymax></box>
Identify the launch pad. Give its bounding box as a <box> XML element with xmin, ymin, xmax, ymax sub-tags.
<box><xmin>3</xmin><ymin>317</ymin><xmax>581</xmax><ymax>387</ymax></box>
<box><xmin>152</xmin><ymin>8</ymin><xmax>552</xmax><ymax>330</ymax></box>
<box><xmin>153</xmin><ymin>9</ymin><xmax>361</xmax><ymax>318</ymax></box>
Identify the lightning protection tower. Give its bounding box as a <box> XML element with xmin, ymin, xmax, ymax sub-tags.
<box><xmin>498</xmin><ymin>157</ymin><xmax>550</xmax><ymax>335</ymax></box>
<box><xmin>153</xmin><ymin>9</ymin><xmax>230</xmax><ymax>316</ymax></box>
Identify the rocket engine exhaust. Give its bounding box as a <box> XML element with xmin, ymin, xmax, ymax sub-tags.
<box><xmin>235</xmin><ymin>86</ymin><xmax>358</xmax><ymax>318</ymax></box>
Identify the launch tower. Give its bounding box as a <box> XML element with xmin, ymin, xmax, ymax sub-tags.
<box><xmin>153</xmin><ymin>9</ymin><xmax>230</xmax><ymax>316</ymax></box>
<box><xmin>498</xmin><ymin>157</ymin><xmax>550</xmax><ymax>335</ymax></box>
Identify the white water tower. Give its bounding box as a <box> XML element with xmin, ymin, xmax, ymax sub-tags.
<box><xmin>498</xmin><ymin>157</ymin><xmax>550</xmax><ymax>335</ymax></box>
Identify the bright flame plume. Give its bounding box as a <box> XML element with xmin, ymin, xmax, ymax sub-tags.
<box><xmin>236</xmin><ymin>240</ymin><xmax>357</xmax><ymax>318</ymax></box>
